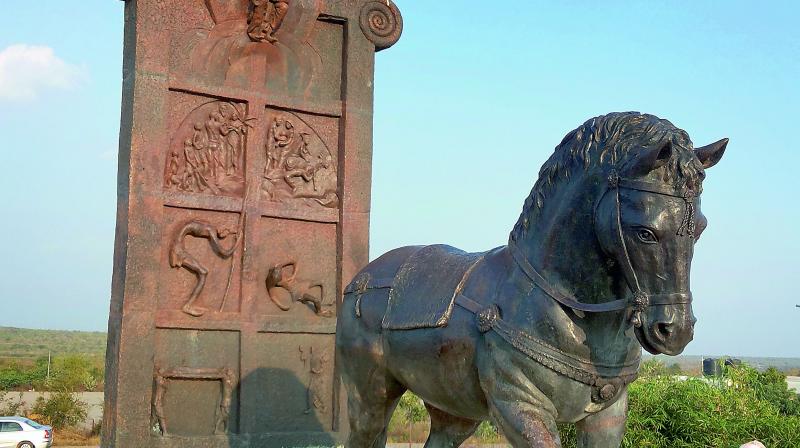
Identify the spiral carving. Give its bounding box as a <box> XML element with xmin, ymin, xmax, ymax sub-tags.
<box><xmin>359</xmin><ymin>1</ymin><xmax>403</xmax><ymax>51</ymax></box>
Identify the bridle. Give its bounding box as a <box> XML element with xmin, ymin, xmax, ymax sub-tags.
<box><xmin>508</xmin><ymin>169</ymin><xmax>697</xmax><ymax>328</ymax></box>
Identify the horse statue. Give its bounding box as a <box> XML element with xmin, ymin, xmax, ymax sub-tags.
<box><xmin>336</xmin><ymin>112</ymin><xmax>727</xmax><ymax>447</ymax></box>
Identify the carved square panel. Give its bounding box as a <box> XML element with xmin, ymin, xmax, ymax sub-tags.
<box><xmin>243</xmin><ymin>333</ymin><xmax>335</xmax><ymax>433</ymax></box>
<box><xmin>249</xmin><ymin>217</ymin><xmax>337</xmax><ymax>319</ymax></box>
<box><xmin>158</xmin><ymin>207</ymin><xmax>243</xmax><ymax>317</ymax></box>
<box><xmin>260</xmin><ymin>109</ymin><xmax>340</xmax><ymax>212</ymax></box>
<box><xmin>164</xmin><ymin>92</ymin><xmax>252</xmax><ymax>199</ymax></box>
<box><xmin>153</xmin><ymin>330</ymin><xmax>240</xmax><ymax>436</ymax></box>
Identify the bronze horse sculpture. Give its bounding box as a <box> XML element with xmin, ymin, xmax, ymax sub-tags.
<box><xmin>336</xmin><ymin>112</ymin><xmax>727</xmax><ymax>447</ymax></box>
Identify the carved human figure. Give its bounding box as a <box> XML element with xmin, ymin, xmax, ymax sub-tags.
<box><xmin>166</xmin><ymin>150</ymin><xmax>183</xmax><ymax>188</ymax></box>
<box><xmin>152</xmin><ymin>369</ymin><xmax>167</xmax><ymax>435</ymax></box>
<box><xmin>205</xmin><ymin>112</ymin><xmax>226</xmax><ymax>179</ymax></box>
<box><xmin>300</xmin><ymin>346</ymin><xmax>330</xmax><ymax>414</ymax></box>
<box><xmin>169</xmin><ymin>220</ymin><xmax>238</xmax><ymax>317</ymax></box>
<box><xmin>215</xmin><ymin>368</ymin><xmax>235</xmax><ymax>434</ymax></box>
<box><xmin>265</xmin><ymin>262</ymin><xmax>332</xmax><ymax>317</ymax></box>
<box><xmin>248</xmin><ymin>0</ymin><xmax>290</xmax><ymax>43</ymax></box>
<box><xmin>265</xmin><ymin>116</ymin><xmax>296</xmax><ymax>179</ymax></box>
<box><xmin>218</xmin><ymin>102</ymin><xmax>248</xmax><ymax>176</ymax></box>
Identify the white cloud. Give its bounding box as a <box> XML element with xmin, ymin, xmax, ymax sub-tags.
<box><xmin>0</xmin><ymin>44</ymin><xmax>86</xmax><ymax>101</ymax></box>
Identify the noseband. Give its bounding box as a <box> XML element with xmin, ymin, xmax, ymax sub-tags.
<box><xmin>509</xmin><ymin>170</ymin><xmax>696</xmax><ymax>327</ymax></box>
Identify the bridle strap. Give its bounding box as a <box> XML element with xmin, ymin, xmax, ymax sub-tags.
<box><xmin>610</xmin><ymin>178</ymin><xmax>644</xmax><ymax>298</ymax></box>
<box><xmin>509</xmin><ymin>242</ymin><xmax>629</xmax><ymax>313</ymax></box>
<box><xmin>509</xmin><ymin>170</ymin><xmax>695</xmax><ymax>320</ymax></box>
<box><xmin>618</xmin><ymin>178</ymin><xmax>696</xmax><ymax>198</ymax></box>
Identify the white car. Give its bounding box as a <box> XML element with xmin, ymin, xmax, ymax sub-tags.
<box><xmin>0</xmin><ymin>417</ymin><xmax>52</xmax><ymax>448</ymax></box>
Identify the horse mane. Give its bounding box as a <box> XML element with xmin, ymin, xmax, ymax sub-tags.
<box><xmin>510</xmin><ymin>112</ymin><xmax>705</xmax><ymax>243</ymax></box>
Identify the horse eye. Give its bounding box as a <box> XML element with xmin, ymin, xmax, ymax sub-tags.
<box><xmin>636</xmin><ymin>228</ymin><xmax>658</xmax><ymax>244</ymax></box>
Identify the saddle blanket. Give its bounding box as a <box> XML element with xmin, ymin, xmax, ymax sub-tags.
<box><xmin>381</xmin><ymin>244</ymin><xmax>484</xmax><ymax>330</ymax></box>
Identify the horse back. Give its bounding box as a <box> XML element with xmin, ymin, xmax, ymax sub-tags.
<box><xmin>344</xmin><ymin>245</ymin><xmax>486</xmax><ymax>330</ymax></box>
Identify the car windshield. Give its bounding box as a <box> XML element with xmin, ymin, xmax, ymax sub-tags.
<box><xmin>22</xmin><ymin>418</ymin><xmax>43</xmax><ymax>429</ymax></box>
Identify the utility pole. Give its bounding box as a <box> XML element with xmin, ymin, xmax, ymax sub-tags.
<box><xmin>46</xmin><ymin>351</ymin><xmax>51</xmax><ymax>382</ymax></box>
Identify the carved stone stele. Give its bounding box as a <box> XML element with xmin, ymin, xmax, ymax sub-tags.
<box><xmin>104</xmin><ymin>0</ymin><xmax>402</xmax><ymax>446</ymax></box>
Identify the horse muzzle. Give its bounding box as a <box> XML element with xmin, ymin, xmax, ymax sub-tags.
<box><xmin>634</xmin><ymin>302</ymin><xmax>696</xmax><ymax>355</ymax></box>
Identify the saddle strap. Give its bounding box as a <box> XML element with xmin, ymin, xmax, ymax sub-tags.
<box><xmin>455</xmin><ymin>294</ymin><xmax>639</xmax><ymax>403</ymax></box>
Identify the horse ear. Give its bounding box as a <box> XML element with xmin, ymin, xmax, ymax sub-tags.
<box><xmin>622</xmin><ymin>141</ymin><xmax>672</xmax><ymax>178</ymax></box>
<box><xmin>694</xmin><ymin>138</ymin><xmax>728</xmax><ymax>169</ymax></box>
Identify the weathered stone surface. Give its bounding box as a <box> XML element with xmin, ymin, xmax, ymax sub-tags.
<box><xmin>104</xmin><ymin>1</ymin><xmax>402</xmax><ymax>446</ymax></box>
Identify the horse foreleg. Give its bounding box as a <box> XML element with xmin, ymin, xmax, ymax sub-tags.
<box><xmin>488</xmin><ymin>399</ymin><xmax>560</xmax><ymax>448</ymax></box>
<box><xmin>575</xmin><ymin>389</ymin><xmax>628</xmax><ymax>448</ymax></box>
<box><xmin>479</xmin><ymin>337</ymin><xmax>561</xmax><ymax>447</ymax></box>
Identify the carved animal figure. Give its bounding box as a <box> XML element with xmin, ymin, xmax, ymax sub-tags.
<box><xmin>169</xmin><ymin>220</ymin><xmax>238</xmax><ymax>317</ymax></box>
<box><xmin>336</xmin><ymin>112</ymin><xmax>728</xmax><ymax>447</ymax></box>
<box><xmin>266</xmin><ymin>262</ymin><xmax>332</xmax><ymax>317</ymax></box>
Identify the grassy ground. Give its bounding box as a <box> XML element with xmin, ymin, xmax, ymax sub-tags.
<box><xmin>51</xmin><ymin>428</ymin><xmax>99</xmax><ymax>447</ymax></box>
<box><xmin>0</xmin><ymin>327</ymin><xmax>105</xmax><ymax>364</ymax></box>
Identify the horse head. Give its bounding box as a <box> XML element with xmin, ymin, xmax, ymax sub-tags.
<box><xmin>510</xmin><ymin>112</ymin><xmax>727</xmax><ymax>357</ymax></box>
<box><xmin>594</xmin><ymin>136</ymin><xmax>727</xmax><ymax>355</ymax></box>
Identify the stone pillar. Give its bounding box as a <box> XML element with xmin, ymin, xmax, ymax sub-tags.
<box><xmin>103</xmin><ymin>1</ymin><xmax>402</xmax><ymax>446</ymax></box>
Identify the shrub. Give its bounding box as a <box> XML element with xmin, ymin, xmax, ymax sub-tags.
<box><xmin>395</xmin><ymin>392</ymin><xmax>427</xmax><ymax>424</ymax></box>
<box><xmin>32</xmin><ymin>391</ymin><xmax>87</xmax><ymax>429</ymax></box>
<box><xmin>474</xmin><ymin>420</ymin><xmax>502</xmax><ymax>441</ymax></box>
<box><xmin>558</xmin><ymin>363</ymin><xmax>800</xmax><ymax>448</ymax></box>
<box><xmin>0</xmin><ymin>390</ymin><xmax>24</xmax><ymax>416</ymax></box>
<box><xmin>387</xmin><ymin>363</ymin><xmax>800</xmax><ymax>446</ymax></box>
<box><xmin>747</xmin><ymin>367</ymin><xmax>800</xmax><ymax>417</ymax></box>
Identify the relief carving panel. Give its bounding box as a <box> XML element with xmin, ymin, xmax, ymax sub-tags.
<box><xmin>251</xmin><ymin>217</ymin><xmax>337</xmax><ymax>318</ymax></box>
<box><xmin>267</xmin><ymin>262</ymin><xmax>332</xmax><ymax>317</ymax></box>
<box><xmin>169</xmin><ymin>220</ymin><xmax>241</xmax><ymax>317</ymax></box>
<box><xmin>152</xmin><ymin>367</ymin><xmax>236</xmax><ymax>436</ymax></box>
<box><xmin>261</xmin><ymin>113</ymin><xmax>338</xmax><ymax>209</ymax></box>
<box><xmin>246</xmin><ymin>333</ymin><xmax>335</xmax><ymax>433</ymax></box>
<box><xmin>164</xmin><ymin>100</ymin><xmax>254</xmax><ymax>197</ymax></box>
<box><xmin>152</xmin><ymin>330</ymin><xmax>240</xmax><ymax>437</ymax></box>
<box><xmin>160</xmin><ymin>209</ymin><xmax>243</xmax><ymax>315</ymax></box>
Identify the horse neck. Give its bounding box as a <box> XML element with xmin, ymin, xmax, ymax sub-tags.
<box><xmin>513</xmin><ymin>176</ymin><xmax>616</xmax><ymax>304</ymax></box>
<box><xmin>510</xmin><ymin>175</ymin><xmax>638</xmax><ymax>358</ymax></box>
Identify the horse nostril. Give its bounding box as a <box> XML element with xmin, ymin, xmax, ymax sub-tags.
<box><xmin>656</xmin><ymin>322</ymin><xmax>673</xmax><ymax>339</ymax></box>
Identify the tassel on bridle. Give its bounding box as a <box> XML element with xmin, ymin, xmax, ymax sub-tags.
<box><xmin>676</xmin><ymin>190</ymin><xmax>696</xmax><ymax>237</ymax></box>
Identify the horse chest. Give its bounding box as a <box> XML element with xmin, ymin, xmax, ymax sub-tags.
<box><xmin>479</xmin><ymin>332</ymin><xmax>625</xmax><ymax>424</ymax></box>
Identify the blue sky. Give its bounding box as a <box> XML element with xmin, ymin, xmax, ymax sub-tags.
<box><xmin>0</xmin><ymin>1</ymin><xmax>797</xmax><ymax>358</ymax></box>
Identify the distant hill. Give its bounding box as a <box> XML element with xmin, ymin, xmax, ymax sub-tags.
<box><xmin>0</xmin><ymin>326</ymin><xmax>106</xmax><ymax>363</ymax></box>
<box><xmin>646</xmin><ymin>353</ymin><xmax>800</xmax><ymax>375</ymax></box>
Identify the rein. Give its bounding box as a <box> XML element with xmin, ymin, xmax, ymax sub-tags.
<box><xmin>509</xmin><ymin>170</ymin><xmax>695</xmax><ymax>327</ymax></box>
